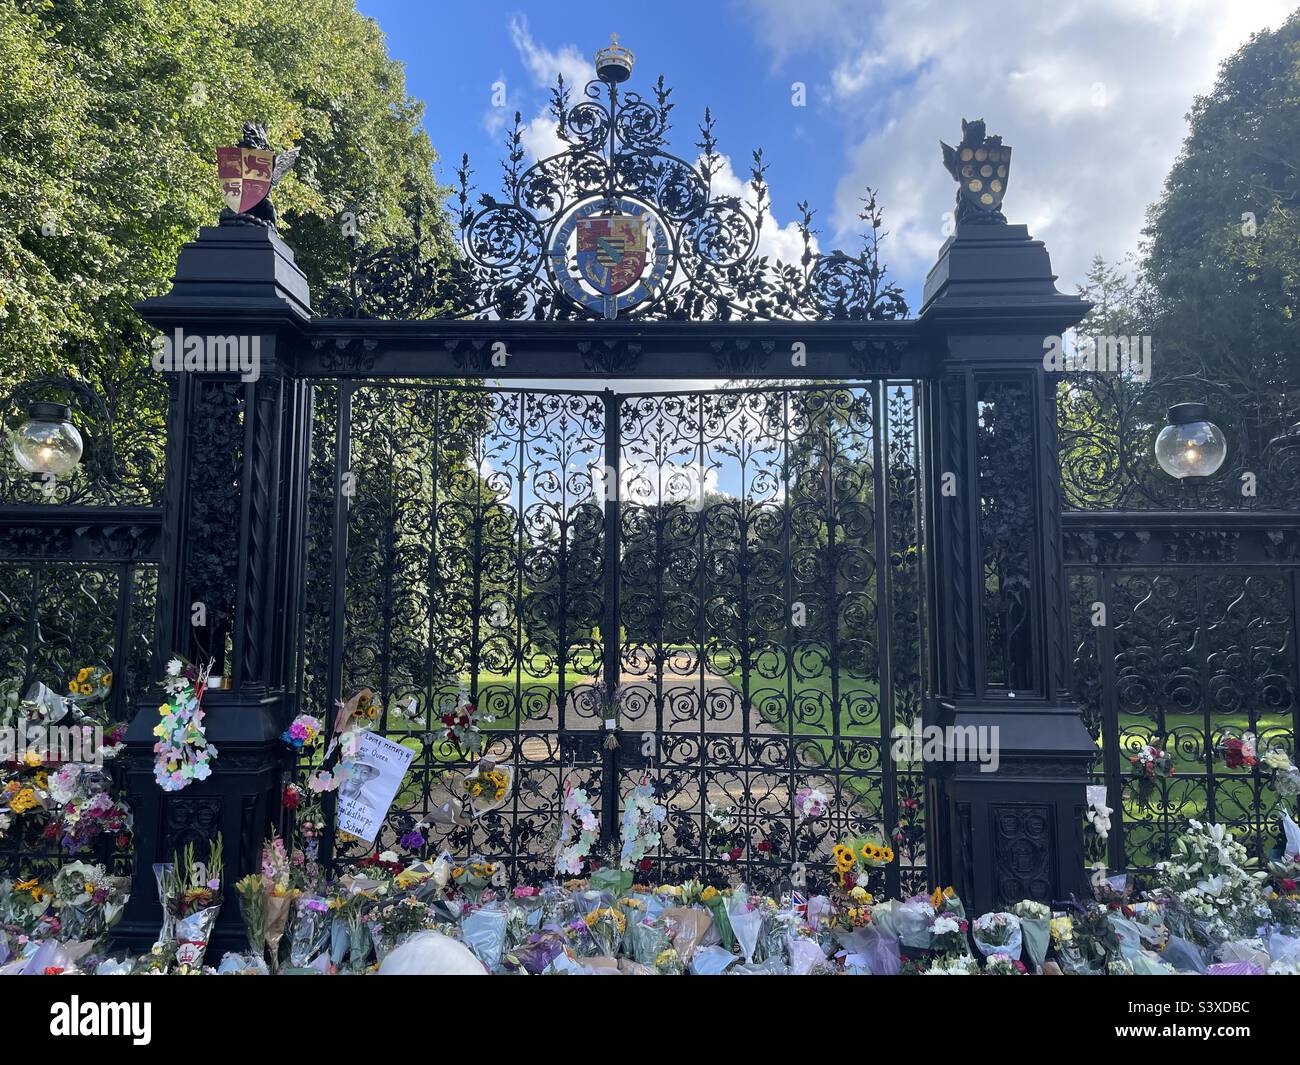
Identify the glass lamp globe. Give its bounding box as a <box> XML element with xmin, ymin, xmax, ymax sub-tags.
<box><xmin>1154</xmin><ymin>402</ymin><xmax>1226</xmax><ymax>479</ymax></box>
<box><xmin>11</xmin><ymin>402</ymin><xmax>83</xmax><ymax>478</ymax></box>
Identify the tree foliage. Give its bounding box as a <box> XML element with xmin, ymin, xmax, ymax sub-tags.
<box><xmin>1143</xmin><ymin>10</ymin><xmax>1300</xmax><ymax>394</ymax></box>
<box><xmin>0</xmin><ymin>0</ymin><xmax>455</xmax><ymax>481</ymax></box>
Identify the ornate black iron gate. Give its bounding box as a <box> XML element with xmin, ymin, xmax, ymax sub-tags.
<box><xmin>298</xmin><ymin>378</ymin><xmax>927</xmax><ymax>894</ymax></box>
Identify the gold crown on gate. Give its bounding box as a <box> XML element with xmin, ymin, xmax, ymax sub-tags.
<box><xmin>595</xmin><ymin>33</ymin><xmax>635</xmax><ymax>84</ymax></box>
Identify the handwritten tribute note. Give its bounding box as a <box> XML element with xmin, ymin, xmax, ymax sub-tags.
<box><xmin>335</xmin><ymin>731</ymin><xmax>415</xmax><ymax>845</ymax></box>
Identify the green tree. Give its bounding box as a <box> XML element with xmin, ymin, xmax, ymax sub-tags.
<box><xmin>0</xmin><ymin>0</ymin><xmax>455</xmax><ymax>499</ymax></box>
<box><xmin>1143</xmin><ymin>11</ymin><xmax>1300</xmax><ymax>414</ymax></box>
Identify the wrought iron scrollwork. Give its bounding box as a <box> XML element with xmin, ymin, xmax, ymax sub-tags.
<box><xmin>323</xmin><ymin>69</ymin><xmax>908</xmax><ymax>323</ymax></box>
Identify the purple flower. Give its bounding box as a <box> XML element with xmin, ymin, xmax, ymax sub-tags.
<box><xmin>399</xmin><ymin>829</ymin><xmax>426</xmax><ymax>850</ymax></box>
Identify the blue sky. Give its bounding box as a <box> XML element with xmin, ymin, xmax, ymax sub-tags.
<box><xmin>357</xmin><ymin>0</ymin><xmax>1292</xmax><ymax>310</ymax></box>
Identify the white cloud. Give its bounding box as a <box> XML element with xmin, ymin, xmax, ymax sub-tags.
<box><xmin>507</xmin><ymin>13</ymin><xmax>593</xmax><ymax>92</ymax></box>
<box><xmin>742</xmin><ymin>0</ymin><xmax>1292</xmax><ymax>296</ymax></box>
<box><xmin>708</xmin><ymin>154</ymin><xmax>819</xmax><ymax>265</ymax></box>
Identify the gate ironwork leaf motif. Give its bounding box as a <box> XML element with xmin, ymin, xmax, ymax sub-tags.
<box><xmin>324</xmin><ymin>63</ymin><xmax>907</xmax><ymax>322</ymax></box>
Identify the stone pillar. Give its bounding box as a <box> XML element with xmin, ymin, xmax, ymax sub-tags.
<box><xmin>919</xmin><ymin>222</ymin><xmax>1097</xmax><ymax>912</ymax></box>
<box><xmin>113</xmin><ymin>225</ymin><xmax>312</xmax><ymax>950</ymax></box>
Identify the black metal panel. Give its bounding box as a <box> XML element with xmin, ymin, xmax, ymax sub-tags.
<box><xmin>297</xmin><ymin>379</ymin><xmax>927</xmax><ymax>892</ymax></box>
<box><xmin>1067</xmin><ymin>512</ymin><xmax>1300</xmax><ymax>875</ymax></box>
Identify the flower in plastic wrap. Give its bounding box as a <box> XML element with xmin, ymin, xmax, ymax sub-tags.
<box><xmin>972</xmin><ymin>911</ymin><xmax>1021</xmax><ymax>958</ymax></box>
<box><xmin>895</xmin><ymin>896</ymin><xmax>936</xmax><ymax>950</ymax></box>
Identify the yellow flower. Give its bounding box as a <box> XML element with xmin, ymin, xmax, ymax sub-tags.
<box><xmin>451</xmin><ymin>866</ymin><xmax>465</xmax><ymax>879</ymax></box>
<box><xmin>930</xmin><ymin>887</ymin><xmax>944</xmax><ymax>909</ymax></box>
<box><xmin>882</xmin><ymin>847</ymin><xmax>895</xmax><ymax>863</ymax></box>
<box><xmin>701</xmin><ymin>886</ymin><xmax>718</xmax><ymax>902</ymax></box>
<box><xmin>68</xmin><ymin>681</ymin><xmax>79</xmax><ymax>693</ymax></box>
<box><xmin>9</xmin><ymin>788</ymin><xmax>39</xmax><ymax>813</ymax></box>
<box><xmin>77</xmin><ymin>668</ymin><xmax>90</xmax><ymax>682</ymax></box>
<box><xmin>80</xmin><ymin>683</ymin><xmax>93</xmax><ymax>695</ymax></box>
<box><xmin>22</xmin><ymin>749</ymin><xmax>41</xmax><ymax>767</ymax></box>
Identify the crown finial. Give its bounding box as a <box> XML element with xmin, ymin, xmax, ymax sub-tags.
<box><xmin>595</xmin><ymin>33</ymin><xmax>634</xmax><ymax>84</ymax></box>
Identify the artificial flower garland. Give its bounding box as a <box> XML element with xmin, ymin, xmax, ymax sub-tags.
<box><xmin>618</xmin><ymin>779</ymin><xmax>666</xmax><ymax>870</ymax></box>
<box><xmin>555</xmin><ymin>779</ymin><xmax>598</xmax><ymax>876</ymax></box>
<box><xmin>153</xmin><ymin>657</ymin><xmax>217</xmax><ymax>792</ymax></box>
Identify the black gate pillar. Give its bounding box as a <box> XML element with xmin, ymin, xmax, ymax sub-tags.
<box><xmin>114</xmin><ymin>224</ymin><xmax>312</xmax><ymax>949</ymax></box>
<box><xmin>919</xmin><ymin>220</ymin><xmax>1096</xmax><ymax>912</ymax></box>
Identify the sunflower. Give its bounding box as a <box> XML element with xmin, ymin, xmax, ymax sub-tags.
<box><xmin>832</xmin><ymin>843</ymin><xmax>856</xmax><ymax>870</ymax></box>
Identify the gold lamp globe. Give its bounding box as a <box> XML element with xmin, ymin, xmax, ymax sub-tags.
<box><xmin>11</xmin><ymin>401</ymin><xmax>83</xmax><ymax>479</ymax></box>
<box><xmin>1154</xmin><ymin>402</ymin><xmax>1227</xmax><ymax>480</ymax></box>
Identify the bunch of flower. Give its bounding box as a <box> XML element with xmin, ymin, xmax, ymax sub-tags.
<box><xmin>555</xmin><ymin>780</ymin><xmax>598</xmax><ymax>876</ymax></box>
<box><xmin>55</xmin><ymin>790</ymin><xmax>132</xmax><ymax>851</ymax></box>
<box><xmin>467</xmin><ymin>767</ymin><xmax>510</xmax><ymax>804</ymax></box>
<box><xmin>972</xmin><ymin>911</ymin><xmax>1017</xmax><ymax>948</ymax></box>
<box><xmin>1153</xmin><ymin>820</ymin><xmax>1269</xmax><ymax>942</ymax></box>
<box><xmin>1128</xmin><ymin>740</ymin><xmax>1175</xmax><ymax>801</ymax></box>
<box><xmin>162</xmin><ymin>837</ymin><xmax>224</xmax><ymax>918</ymax></box>
<box><xmin>618</xmin><ymin>780</ymin><xmax>666</xmax><ymax>870</ymax></box>
<box><xmin>350</xmin><ymin>690</ymin><xmax>381</xmax><ymax>726</ymax></box>
<box><xmin>1262</xmin><ymin>747</ymin><xmax>1300</xmax><ymax>802</ymax></box>
<box><xmin>1220</xmin><ymin>731</ymin><xmax>1258</xmax><ymax>769</ymax></box>
<box><xmin>153</xmin><ymin>657</ymin><xmax>217</xmax><ymax>791</ymax></box>
<box><xmin>922</xmin><ymin>955</ymin><xmax>977</xmax><ymax>975</ymax></box>
<box><xmin>929</xmin><ymin>912</ymin><xmax>970</xmax><ymax>957</ymax></box>
<box><xmin>582</xmin><ymin>906</ymin><xmax>627</xmax><ymax>956</ymax></box>
<box><xmin>794</xmin><ymin>786</ymin><xmax>829</xmax><ymax>822</ymax></box>
<box><xmin>280</xmin><ymin>714</ymin><xmax>323</xmax><ymax>750</ymax></box>
<box><xmin>705</xmin><ymin>802</ymin><xmax>745</xmax><ymax>862</ymax></box>
<box><xmin>654</xmin><ymin>946</ymin><xmax>685</xmax><ymax>974</ymax></box>
<box><xmin>50</xmin><ymin>861</ymin><xmax>126</xmax><ymax>941</ymax></box>
<box><xmin>369</xmin><ymin>894</ymin><xmax>433</xmax><ymax>951</ymax></box>
<box><xmin>67</xmin><ymin>665</ymin><xmax>111</xmax><ymax>703</ymax></box>
<box><xmin>832</xmin><ymin>883</ymin><xmax>875</xmax><ymax>930</ymax></box>
<box><xmin>1012</xmin><ymin>899</ymin><xmax>1050</xmax><ymax>921</ymax></box>
<box><xmin>1068</xmin><ymin>900</ymin><xmax>1121</xmax><ymax>968</ymax></box>
<box><xmin>440</xmin><ymin>700</ymin><xmax>493</xmax><ymax>755</ymax></box>
<box><xmin>983</xmin><ymin>953</ymin><xmax>1026</xmax><ymax>975</ymax></box>
<box><xmin>831</xmin><ymin>834</ymin><xmax>895</xmax><ymax>890</ymax></box>
<box><xmin>451</xmin><ymin>860</ymin><xmax>496</xmax><ymax>903</ymax></box>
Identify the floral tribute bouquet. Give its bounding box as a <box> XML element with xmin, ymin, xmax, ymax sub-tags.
<box><xmin>160</xmin><ymin>835</ymin><xmax>224</xmax><ymax>967</ymax></box>
<box><xmin>1154</xmin><ymin>819</ymin><xmax>1268</xmax><ymax>945</ymax></box>
<box><xmin>280</xmin><ymin>714</ymin><xmax>323</xmax><ymax>751</ymax></box>
<box><xmin>972</xmin><ymin>911</ymin><xmax>1021</xmax><ymax>959</ymax></box>
<box><xmin>1011</xmin><ymin>899</ymin><xmax>1052</xmax><ymax>970</ymax></box>
<box><xmin>831</xmin><ymin>833</ymin><xmax>895</xmax><ymax>892</ymax></box>
<box><xmin>1220</xmin><ymin>731</ymin><xmax>1258</xmax><ymax>769</ymax></box>
<box><xmin>462</xmin><ymin>756</ymin><xmax>513</xmax><ymax>818</ymax></box>
<box><xmin>234</xmin><ymin>833</ymin><xmax>299</xmax><ymax>972</ymax></box>
<box><xmin>705</xmin><ymin>801</ymin><xmax>746</xmax><ymax>863</ymax></box>
<box><xmin>1262</xmin><ymin>745</ymin><xmax>1300</xmax><ymax>803</ymax></box>
<box><xmin>50</xmin><ymin>861</ymin><xmax>127</xmax><ymax>943</ymax></box>
<box><xmin>983</xmin><ymin>953</ymin><xmax>1026</xmax><ymax>975</ymax></box>
<box><xmin>440</xmin><ymin>699</ymin><xmax>494</xmax><ymax>756</ymax></box>
<box><xmin>153</xmin><ymin>656</ymin><xmax>217</xmax><ymax>792</ymax></box>
<box><xmin>1128</xmin><ymin>739</ymin><xmax>1175</xmax><ymax>802</ymax></box>
<box><xmin>582</xmin><ymin>905</ymin><xmax>627</xmax><ymax>956</ymax></box>
<box><xmin>794</xmin><ymin>785</ymin><xmax>829</xmax><ymax>822</ymax></box>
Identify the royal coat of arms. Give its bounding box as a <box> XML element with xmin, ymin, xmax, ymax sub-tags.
<box><xmin>216</xmin><ymin>122</ymin><xmax>299</xmax><ymax>229</ymax></box>
<box><xmin>549</xmin><ymin>199</ymin><xmax>670</xmax><ymax>319</ymax></box>
<box><xmin>941</xmin><ymin>118</ymin><xmax>1011</xmax><ymax>225</ymax></box>
<box><xmin>576</xmin><ymin>214</ymin><xmax>648</xmax><ymax>295</ymax></box>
